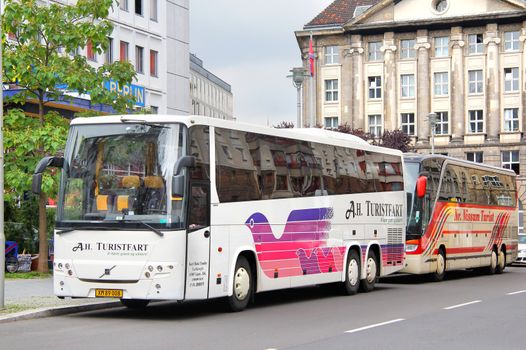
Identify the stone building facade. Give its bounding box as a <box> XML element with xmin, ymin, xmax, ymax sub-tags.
<box><xmin>190</xmin><ymin>54</ymin><xmax>234</xmax><ymax>120</ymax></box>
<box><xmin>295</xmin><ymin>0</ymin><xmax>526</xmax><ymax>208</ymax></box>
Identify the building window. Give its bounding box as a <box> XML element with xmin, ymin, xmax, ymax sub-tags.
<box><xmin>368</xmin><ymin>76</ymin><xmax>382</xmax><ymax>99</ymax></box>
<box><xmin>400</xmin><ymin>74</ymin><xmax>415</xmax><ymax>98</ymax></box>
<box><xmin>150</xmin><ymin>106</ymin><xmax>158</xmax><ymax>114</ymax></box>
<box><xmin>504</xmin><ymin>108</ymin><xmax>519</xmax><ymax>132</ymax></box>
<box><xmin>400</xmin><ymin>39</ymin><xmax>416</xmax><ymax>59</ymax></box>
<box><xmin>120</xmin><ymin>0</ymin><xmax>128</xmax><ymax>11</ymax></box>
<box><xmin>120</xmin><ymin>41</ymin><xmax>129</xmax><ymax>62</ymax></box>
<box><xmin>401</xmin><ymin>113</ymin><xmax>415</xmax><ymax>136</ymax></box>
<box><xmin>434</xmin><ymin>72</ymin><xmax>449</xmax><ymax>96</ymax></box>
<box><xmin>368</xmin><ymin>115</ymin><xmax>382</xmax><ymax>137</ymax></box>
<box><xmin>468</xmin><ymin>70</ymin><xmax>483</xmax><ymax>94</ymax></box>
<box><xmin>135</xmin><ymin>46</ymin><xmax>144</xmax><ymax>73</ymax></box>
<box><xmin>86</xmin><ymin>40</ymin><xmax>96</xmax><ymax>61</ymax></box>
<box><xmin>325</xmin><ymin>79</ymin><xmax>338</xmax><ymax>102</ymax></box>
<box><xmin>434</xmin><ymin>0</ymin><xmax>448</xmax><ymax>13</ymax></box>
<box><xmin>468</xmin><ymin>34</ymin><xmax>483</xmax><ymax>54</ymax></box>
<box><xmin>468</xmin><ymin>110</ymin><xmax>484</xmax><ymax>133</ymax></box>
<box><xmin>504</xmin><ymin>31</ymin><xmax>520</xmax><ymax>52</ymax></box>
<box><xmin>324</xmin><ymin>46</ymin><xmax>339</xmax><ymax>65</ymax></box>
<box><xmin>502</xmin><ymin>151</ymin><xmax>520</xmax><ymax>174</ymax></box>
<box><xmin>435</xmin><ymin>112</ymin><xmax>449</xmax><ymax>135</ymax></box>
<box><xmin>324</xmin><ymin>117</ymin><xmax>339</xmax><ymax>129</ymax></box>
<box><xmin>105</xmin><ymin>37</ymin><xmax>113</xmax><ymax>64</ymax></box>
<box><xmin>504</xmin><ymin>67</ymin><xmax>519</xmax><ymax>92</ymax></box>
<box><xmin>135</xmin><ymin>0</ymin><xmax>143</xmax><ymax>15</ymax></box>
<box><xmin>150</xmin><ymin>0</ymin><xmax>158</xmax><ymax>21</ymax></box>
<box><xmin>368</xmin><ymin>41</ymin><xmax>383</xmax><ymax>61</ymax></box>
<box><xmin>467</xmin><ymin>152</ymin><xmax>483</xmax><ymax>163</ymax></box>
<box><xmin>434</xmin><ymin>36</ymin><xmax>449</xmax><ymax>57</ymax></box>
<box><xmin>150</xmin><ymin>50</ymin><xmax>158</xmax><ymax>77</ymax></box>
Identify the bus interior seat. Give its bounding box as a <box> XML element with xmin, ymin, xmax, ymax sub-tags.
<box><xmin>144</xmin><ymin>175</ymin><xmax>165</xmax><ymax>212</ymax></box>
<box><xmin>117</xmin><ymin>175</ymin><xmax>141</xmax><ymax>211</ymax></box>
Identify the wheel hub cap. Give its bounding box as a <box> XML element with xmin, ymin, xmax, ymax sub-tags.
<box><xmin>234</xmin><ymin>267</ymin><xmax>250</xmax><ymax>301</ymax></box>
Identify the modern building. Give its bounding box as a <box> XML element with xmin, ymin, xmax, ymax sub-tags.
<box><xmin>3</xmin><ymin>0</ymin><xmax>190</xmax><ymax>115</ymax></box>
<box><xmin>295</xmin><ymin>0</ymin><xmax>526</xmax><ymax>203</ymax></box>
<box><xmin>190</xmin><ymin>54</ymin><xmax>234</xmax><ymax>120</ymax></box>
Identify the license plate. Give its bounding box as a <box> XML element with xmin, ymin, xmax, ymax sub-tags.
<box><xmin>95</xmin><ymin>289</ymin><xmax>123</xmax><ymax>298</ymax></box>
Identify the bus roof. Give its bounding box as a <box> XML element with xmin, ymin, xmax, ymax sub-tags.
<box><xmin>403</xmin><ymin>153</ymin><xmax>517</xmax><ymax>177</ymax></box>
<box><xmin>70</xmin><ymin>114</ymin><xmax>402</xmax><ymax>157</ymax></box>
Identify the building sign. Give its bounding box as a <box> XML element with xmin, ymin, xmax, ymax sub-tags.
<box><xmin>104</xmin><ymin>80</ymin><xmax>145</xmax><ymax>107</ymax></box>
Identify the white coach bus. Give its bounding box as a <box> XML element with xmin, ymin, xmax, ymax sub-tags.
<box><xmin>32</xmin><ymin>115</ymin><xmax>406</xmax><ymax>311</ymax></box>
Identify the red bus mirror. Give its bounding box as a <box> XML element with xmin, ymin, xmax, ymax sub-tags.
<box><xmin>416</xmin><ymin>176</ymin><xmax>427</xmax><ymax>198</ymax></box>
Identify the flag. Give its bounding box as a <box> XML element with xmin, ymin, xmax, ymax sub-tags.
<box><xmin>308</xmin><ymin>33</ymin><xmax>315</xmax><ymax>77</ymax></box>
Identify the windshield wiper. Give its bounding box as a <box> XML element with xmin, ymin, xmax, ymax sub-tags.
<box><xmin>56</xmin><ymin>226</ymin><xmax>113</xmax><ymax>235</ymax></box>
<box><xmin>122</xmin><ymin>220</ymin><xmax>164</xmax><ymax>237</ymax></box>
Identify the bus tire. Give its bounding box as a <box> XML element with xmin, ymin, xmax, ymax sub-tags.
<box><xmin>343</xmin><ymin>250</ymin><xmax>360</xmax><ymax>295</ymax></box>
<box><xmin>227</xmin><ymin>256</ymin><xmax>252</xmax><ymax>312</ymax></box>
<box><xmin>431</xmin><ymin>250</ymin><xmax>446</xmax><ymax>282</ymax></box>
<box><xmin>120</xmin><ymin>299</ymin><xmax>150</xmax><ymax>309</ymax></box>
<box><xmin>360</xmin><ymin>250</ymin><xmax>378</xmax><ymax>293</ymax></box>
<box><xmin>5</xmin><ymin>256</ymin><xmax>19</xmax><ymax>273</ymax></box>
<box><xmin>487</xmin><ymin>249</ymin><xmax>497</xmax><ymax>275</ymax></box>
<box><xmin>496</xmin><ymin>248</ymin><xmax>506</xmax><ymax>274</ymax></box>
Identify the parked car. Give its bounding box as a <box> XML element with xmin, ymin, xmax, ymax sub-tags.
<box><xmin>516</xmin><ymin>234</ymin><xmax>526</xmax><ymax>265</ymax></box>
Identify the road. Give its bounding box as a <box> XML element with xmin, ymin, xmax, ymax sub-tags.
<box><xmin>2</xmin><ymin>266</ymin><xmax>526</xmax><ymax>350</ymax></box>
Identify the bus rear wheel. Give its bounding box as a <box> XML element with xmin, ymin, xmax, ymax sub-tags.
<box><xmin>360</xmin><ymin>251</ymin><xmax>378</xmax><ymax>293</ymax></box>
<box><xmin>227</xmin><ymin>256</ymin><xmax>252</xmax><ymax>312</ymax></box>
<box><xmin>343</xmin><ymin>250</ymin><xmax>360</xmax><ymax>295</ymax></box>
<box><xmin>431</xmin><ymin>250</ymin><xmax>446</xmax><ymax>282</ymax></box>
<box><xmin>496</xmin><ymin>249</ymin><xmax>506</xmax><ymax>274</ymax></box>
<box><xmin>120</xmin><ymin>299</ymin><xmax>150</xmax><ymax>309</ymax></box>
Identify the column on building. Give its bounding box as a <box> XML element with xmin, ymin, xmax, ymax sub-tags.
<box><xmin>521</xmin><ymin>21</ymin><xmax>526</xmax><ymax>140</ymax></box>
<box><xmin>350</xmin><ymin>35</ymin><xmax>365</xmax><ymax>130</ymax></box>
<box><xmin>341</xmin><ymin>42</ymin><xmax>353</xmax><ymax>126</ymax></box>
<box><xmin>382</xmin><ymin>32</ymin><xmax>397</xmax><ymax>132</ymax></box>
<box><xmin>415</xmin><ymin>30</ymin><xmax>431</xmax><ymax>145</ymax></box>
<box><xmin>450</xmin><ymin>27</ymin><xmax>465</xmax><ymax>143</ymax></box>
<box><xmin>484</xmin><ymin>23</ymin><xmax>501</xmax><ymax>142</ymax></box>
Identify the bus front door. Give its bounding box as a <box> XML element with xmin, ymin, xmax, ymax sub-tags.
<box><xmin>185</xmin><ymin>182</ymin><xmax>211</xmax><ymax>300</ymax></box>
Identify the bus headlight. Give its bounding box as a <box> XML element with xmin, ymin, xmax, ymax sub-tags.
<box><xmin>405</xmin><ymin>244</ymin><xmax>418</xmax><ymax>252</ymax></box>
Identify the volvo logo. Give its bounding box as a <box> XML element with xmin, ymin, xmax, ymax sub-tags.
<box><xmin>100</xmin><ymin>265</ymin><xmax>116</xmax><ymax>278</ymax></box>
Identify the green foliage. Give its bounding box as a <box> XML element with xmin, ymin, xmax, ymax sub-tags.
<box><xmin>3</xmin><ymin>109</ymin><xmax>68</xmax><ymax>200</ymax></box>
<box><xmin>2</xmin><ymin>0</ymin><xmax>137</xmax><ymax>113</ymax></box>
<box><xmin>274</xmin><ymin>121</ymin><xmax>295</xmax><ymax>128</ymax></box>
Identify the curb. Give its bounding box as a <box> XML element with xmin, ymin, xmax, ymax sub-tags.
<box><xmin>0</xmin><ymin>301</ymin><xmax>122</xmax><ymax>324</ymax></box>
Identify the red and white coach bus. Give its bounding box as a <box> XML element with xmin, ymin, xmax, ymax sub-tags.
<box><xmin>402</xmin><ymin>154</ymin><xmax>518</xmax><ymax>281</ymax></box>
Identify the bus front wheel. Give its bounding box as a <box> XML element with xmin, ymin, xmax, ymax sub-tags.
<box><xmin>343</xmin><ymin>250</ymin><xmax>360</xmax><ymax>295</ymax></box>
<box><xmin>227</xmin><ymin>256</ymin><xmax>252</xmax><ymax>312</ymax></box>
<box><xmin>360</xmin><ymin>251</ymin><xmax>378</xmax><ymax>293</ymax></box>
<box><xmin>487</xmin><ymin>249</ymin><xmax>498</xmax><ymax>275</ymax></box>
<box><xmin>431</xmin><ymin>250</ymin><xmax>446</xmax><ymax>282</ymax></box>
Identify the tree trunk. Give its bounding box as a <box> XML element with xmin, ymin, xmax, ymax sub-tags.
<box><xmin>37</xmin><ymin>192</ymin><xmax>49</xmax><ymax>273</ymax></box>
<box><xmin>37</xmin><ymin>97</ymin><xmax>49</xmax><ymax>273</ymax></box>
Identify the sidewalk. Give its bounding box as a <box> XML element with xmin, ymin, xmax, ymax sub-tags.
<box><xmin>0</xmin><ymin>277</ymin><xmax>120</xmax><ymax>323</ymax></box>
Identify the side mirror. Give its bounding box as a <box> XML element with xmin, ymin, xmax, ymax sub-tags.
<box><xmin>172</xmin><ymin>174</ymin><xmax>185</xmax><ymax>198</ymax></box>
<box><xmin>171</xmin><ymin>156</ymin><xmax>196</xmax><ymax>197</ymax></box>
<box><xmin>32</xmin><ymin>156</ymin><xmax>64</xmax><ymax>195</ymax></box>
<box><xmin>416</xmin><ymin>176</ymin><xmax>427</xmax><ymax>198</ymax></box>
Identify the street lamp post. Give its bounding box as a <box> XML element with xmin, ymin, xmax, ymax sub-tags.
<box><xmin>428</xmin><ymin>112</ymin><xmax>437</xmax><ymax>155</ymax></box>
<box><xmin>287</xmin><ymin>67</ymin><xmax>308</xmax><ymax>128</ymax></box>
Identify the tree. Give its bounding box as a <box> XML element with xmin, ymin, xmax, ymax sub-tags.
<box><xmin>380</xmin><ymin>129</ymin><xmax>414</xmax><ymax>153</ymax></box>
<box><xmin>274</xmin><ymin>121</ymin><xmax>295</xmax><ymax>128</ymax></box>
<box><xmin>335</xmin><ymin>124</ymin><xmax>376</xmax><ymax>144</ymax></box>
<box><xmin>2</xmin><ymin>0</ymin><xmax>137</xmax><ymax>272</ymax></box>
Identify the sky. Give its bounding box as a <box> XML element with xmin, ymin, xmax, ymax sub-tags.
<box><xmin>189</xmin><ymin>0</ymin><xmax>334</xmax><ymax>127</ymax></box>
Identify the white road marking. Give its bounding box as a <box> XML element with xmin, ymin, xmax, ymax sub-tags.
<box><xmin>443</xmin><ymin>300</ymin><xmax>481</xmax><ymax>310</ymax></box>
<box><xmin>507</xmin><ymin>290</ymin><xmax>526</xmax><ymax>295</ymax></box>
<box><xmin>345</xmin><ymin>318</ymin><xmax>405</xmax><ymax>334</ymax></box>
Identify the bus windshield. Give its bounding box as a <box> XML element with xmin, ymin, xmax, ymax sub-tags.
<box><xmin>57</xmin><ymin>122</ymin><xmax>187</xmax><ymax>230</ymax></box>
<box><xmin>404</xmin><ymin>162</ymin><xmax>422</xmax><ymax>240</ymax></box>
